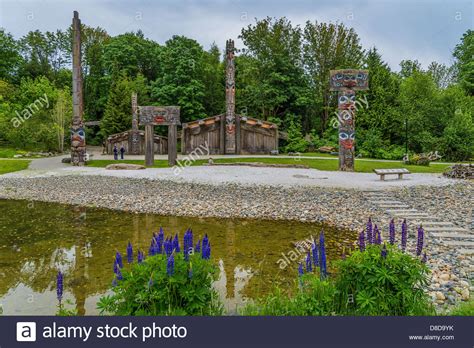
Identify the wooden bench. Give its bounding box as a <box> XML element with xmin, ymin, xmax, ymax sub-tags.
<box><xmin>373</xmin><ymin>168</ymin><xmax>410</xmax><ymax>181</ymax></box>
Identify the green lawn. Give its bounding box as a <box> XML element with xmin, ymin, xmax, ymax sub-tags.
<box><xmin>88</xmin><ymin>157</ymin><xmax>452</xmax><ymax>173</ymax></box>
<box><xmin>0</xmin><ymin>159</ymin><xmax>31</xmax><ymax>174</ymax></box>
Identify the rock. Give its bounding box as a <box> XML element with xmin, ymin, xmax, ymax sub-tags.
<box><xmin>105</xmin><ymin>163</ymin><xmax>146</xmax><ymax>170</ymax></box>
<box><xmin>459</xmin><ymin>280</ymin><xmax>469</xmax><ymax>288</ymax></box>
<box><xmin>13</xmin><ymin>154</ymin><xmax>23</xmax><ymax>158</ymax></box>
<box><xmin>435</xmin><ymin>291</ymin><xmax>446</xmax><ymax>301</ymax></box>
<box><xmin>461</xmin><ymin>288</ymin><xmax>470</xmax><ymax>301</ymax></box>
<box><xmin>61</xmin><ymin>157</ymin><xmax>71</xmax><ymax>163</ymax></box>
<box><xmin>439</xmin><ymin>273</ymin><xmax>450</xmax><ymax>281</ymax></box>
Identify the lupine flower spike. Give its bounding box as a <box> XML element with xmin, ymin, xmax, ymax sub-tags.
<box><xmin>389</xmin><ymin>219</ymin><xmax>395</xmax><ymax>245</ymax></box>
<box><xmin>401</xmin><ymin>219</ymin><xmax>407</xmax><ymax>252</ymax></box>
<box><xmin>366</xmin><ymin>217</ymin><xmax>373</xmax><ymax>244</ymax></box>
<box><xmin>115</xmin><ymin>251</ymin><xmax>123</xmax><ymax>268</ymax></box>
<box><xmin>298</xmin><ymin>263</ymin><xmax>304</xmax><ymax>276</ymax></box>
<box><xmin>173</xmin><ymin>234</ymin><xmax>180</xmax><ymax>252</ymax></box>
<box><xmin>127</xmin><ymin>242</ymin><xmax>133</xmax><ymax>264</ymax></box>
<box><xmin>167</xmin><ymin>254</ymin><xmax>174</xmax><ymax>276</ymax></box>
<box><xmin>319</xmin><ymin>231</ymin><xmax>327</xmax><ymax>279</ymax></box>
<box><xmin>56</xmin><ymin>271</ymin><xmax>63</xmax><ymax>303</ymax></box>
<box><xmin>422</xmin><ymin>253</ymin><xmax>428</xmax><ymax>264</ymax></box>
<box><xmin>416</xmin><ymin>225</ymin><xmax>424</xmax><ymax>256</ymax></box>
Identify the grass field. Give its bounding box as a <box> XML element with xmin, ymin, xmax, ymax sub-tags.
<box><xmin>87</xmin><ymin>157</ymin><xmax>452</xmax><ymax>173</ymax></box>
<box><xmin>0</xmin><ymin>160</ymin><xmax>31</xmax><ymax>174</ymax></box>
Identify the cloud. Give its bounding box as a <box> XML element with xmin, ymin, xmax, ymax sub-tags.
<box><xmin>0</xmin><ymin>0</ymin><xmax>471</xmax><ymax>70</ymax></box>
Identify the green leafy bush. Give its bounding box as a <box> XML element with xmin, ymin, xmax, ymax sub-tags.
<box><xmin>333</xmin><ymin>244</ymin><xmax>434</xmax><ymax>315</ymax></box>
<box><xmin>242</xmin><ymin>276</ymin><xmax>336</xmax><ymax>316</ymax></box>
<box><xmin>97</xmin><ymin>231</ymin><xmax>223</xmax><ymax>316</ymax></box>
<box><xmin>284</xmin><ymin>118</ymin><xmax>308</xmax><ymax>153</ymax></box>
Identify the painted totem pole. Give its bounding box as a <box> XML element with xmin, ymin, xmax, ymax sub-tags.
<box><xmin>71</xmin><ymin>11</ymin><xmax>86</xmax><ymax>165</ymax></box>
<box><xmin>224</xmin><ymin>39</ymin><xmax>240</xmax><ymax>154</ymax></box>
<box><xmin>329</xmin><ymin>69</ymin><xmax>369</xmax><ymax>171</ymax></box>
<box><xmin>130</xmin><ymin>92</ymin><xmax>140</xmax><ymax>155</ymax></box>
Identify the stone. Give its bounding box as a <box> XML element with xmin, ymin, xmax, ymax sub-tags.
<box><xmin>435</xmin><ymin>291</ymin><xmax>446</xmax><ymax>301</ymax></box>
<box><xmin>439</xmin><ymin>273</ymin><xmax>450</xmax><ymax>281</ymax></box>
<box><xmin>105</xmin><ymin>163</ymin><xmax>146</xmax><ymax>170</ymax></box>
<box><xmin>461</xmin><ymin>288</ymin><xmax>470</xmax><ymax>301</ymax></box>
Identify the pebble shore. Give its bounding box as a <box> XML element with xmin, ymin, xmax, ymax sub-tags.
<box><xmin>0</xmin><ymin>175</ymin><xmax>472</xmax><ymax>312</ymax></box>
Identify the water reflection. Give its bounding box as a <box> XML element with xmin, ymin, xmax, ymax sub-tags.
<box><xmin>0</xmin><ymin>199</ymin><xmax>356</xmax><ymax>315</ymax></box>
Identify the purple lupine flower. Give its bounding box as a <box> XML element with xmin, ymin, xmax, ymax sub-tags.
<box><xmin>149</xmin><ymin>240</ymin><xmax>156</xmax><ymax>256</ymax></box>
<box><xmin>422</xmin><ymin>253</ymin><xmax>427</xmax><ymax>263</ymax></box>
<box><xmin>115</xmin><ymin>252</ymin><xmax>123</xmax><ymax>268</ymax></box>
<box><xmin>167</xmin><ymin>254</ymin><xmax>174</xmax><ymax>276</ymax></box>
<box><xmin>164</xmin><ymin>238</ymin><xmax>173</xmax><ymax>257</ymax></box>
<box><xmin>319</xmin><ymin>231</ymin><xmax>327</xmax><ymax>279</ymax></box>
<box><xmin>306</xmin><ymin>251</ymin><xmax>312</xmax><ymax>272</ymax></box>
<box><xmin>116</xmin><ymin>268</ymin><xmax>123</xmax><ymax>281</ymax></box>
<box><xmin>56</xmin><ymin>271</ymin><xmax>63</xmax><ymax>303</ymax></box>
<box><xmin>127</xmin><ymin>242</ymin><xmax>133</xmax><ymax>264</ymax></box>
<box><xmin>195</xmin><ymin>239</ymin><xmax>201</xmax><ymax>253</ymax></box>
<box><xmin>366</xmin><ymin>217</ymin><xmax>373</xmax><ymax>244</ymax></box>
<box><xmin>358</xmin><ymin>230</ymin><xmax>366</xmax><ymax>252</ymax></box>
<box><xmin>374</xmin><ymin>224</ymin><xmax>381</xmax><ymax>245</ymax></box>
<box><xmin>381</xmin><ymin>243</ymin><xmax>387</xmax><ymax>259</ymax></box>
<box><xmin>416</xmin><ymin>225</ymin><xmax>424</xmax><ymax>256</ymax></box>
<box><xmin>202</xmin><ymin>242</ymin><xmax>211</xmax><ymax>260</ymax></box>
<box><xmin>298</xmin><ymin>263</ymin><xmax>304</xmax><ymax>276</ymax></box>
<box><xmin>202</xmin><ymin>234</ymin><xmax>209</xmax><ymax>251</ymax></box>
<box><xmin>389</xmin><ymin>219</ymin><xmax>395</xmax><ymax>245</ymax></box>
<box><xmin>113</xmin><ymin>260</ymin><xmax>119</xmax><ymax>275</ymax></box>
<box><xmin>156</xmin><ymin>227</ymin><xmax>164</xmax><ymax>254</ymax></box>
<box><xmin>173</xmin><ymin>233</ymin><xmax>180</xmax><ymax>252</ymax></box>
<box><xmin>311</xmin><ymin>242</ymin><xmax>319</xmax><ymax>267</ymax></box>
<box><xmin>401</xmin><ymin>219</ymin><xmax>408</xmax><ymax>252</ymax></box>
<box><xmin>183</xmin><ymin>229</ymin><xmax>193</xmax><ymax>261</ymax></box>
<box><xmin>137</xmin><ymin>250</ymin><xmax>144</xmax><ymax>263</ymax></box>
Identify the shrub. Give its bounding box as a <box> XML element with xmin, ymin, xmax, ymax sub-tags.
<box><xmin>96</xmin><ymin>229</ymin><xmax>223</xmax><ymax>316</ymax></box>
<box><xmin>333</xmin><ymin>244</ymin><xmax>434</xmax><ymax>315</ymax></box>
<box><xmin>284</xmin><ymin>118</ymin><xmax>308</xmax><ymax>153</ymax></box>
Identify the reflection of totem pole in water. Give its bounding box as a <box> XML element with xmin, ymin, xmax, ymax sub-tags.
<box><xmin>130</xmin><ymin>93</ymin><xmax>140</xmax><ymax>155</ymax></box>
<box><xmin>71</xmin><ymin>11</ymin><xmax>86</xmax><ymax>166</ymax></box>
<box><xmin>225</xmin><ymin>39</ymin><xmax>238</xmax><ymax>154</ymax></box>
<box><xmin>330</xmin><ymin>69</ymin><xmax>369</xmax><ymax>171</ymax></box>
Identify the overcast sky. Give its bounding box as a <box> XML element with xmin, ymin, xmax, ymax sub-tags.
<box><xmin>1</xmin><ymin>0</ymin><xmax>472</xmax><ymax>70</ymax></box>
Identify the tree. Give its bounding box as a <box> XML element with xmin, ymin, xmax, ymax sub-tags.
<box><xmin>151</xmin><ymin>35</ymin><xmax>206</xmax><ymax>122</ymax></box>
<box><xmin>100</xmin><ymin>74</ymin><xmax>134</xmax><ymax>138</ymax></box>
<box><xmin>239</xmin><ymin>17</ymin><xmax>306</xmax><ymax>125</ymax></box>
<box><xmin>0</xmin><ymin>29</ymin><xmax>23</xmax><ymax>82</ymax></box>
<box><xmin>399</xmin><ymin>59</ymin><xmax>422</xmax><ymax>78</ymax></box>
<box><xmin>202</xmin><ymin>43</ymin><xmax>224</xmax><ymax>116</ymax></box>
<box><xmin>427</xmin><ymin>61</ymin><xmax>455</xmax><ymax>89</ymax></box>
<box><xmin>303</xmin><ymin>21</ymin><xmax>364</xmax><ymax>132</ymax></box>
<box><xmin>453</xmin><ymin>30</ymin><xmax>474</xmax><ymax>95</ymax></box>
<box><xmin>52</xmin><ymin>88</ymin><xmax>72</xmax><ymax>152</ymax></box>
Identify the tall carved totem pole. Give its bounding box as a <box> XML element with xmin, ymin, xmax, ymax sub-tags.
<box><xmin>130</xmin><ymin>92</ymin><xmax>140</xmax><ymax>155</ymax></box>
<box><xmin>71</xmin><ymin>11</ymin><xmax>86</xmax><ymax>165</ymax></box>
<box><xmin>329</xmin><ymin>69</ymin><xmax>369</xmax><ymax>171</ymax></box>
<box><xmin>224</xmin><ymin>39</ymin><xmax>240</xmax><ymax>154</ymax></box>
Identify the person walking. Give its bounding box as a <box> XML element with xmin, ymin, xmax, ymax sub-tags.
<box><xmin>113</xmin><ymin>144</ymin><xmax>118</xmax><ymax>160</ymax></box>
<box><xmin>120</xmin><ymin>145</ymin><xmax>125</xmax><ymax>160</ymax></box>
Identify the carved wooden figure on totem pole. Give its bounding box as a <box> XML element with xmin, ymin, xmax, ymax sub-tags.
<box><xmin>224</xmin><ymin>39</ymin><xmax>240</xmax><ymax>154</ymax></box>
<box><xmin>329</xmin><ymin>69</ymin><xmax>369</xmax><ymax>171</ymax></box>
<box><xmin>71</xmin><ymin>11</ymin><xmax>86</xmax><ymax>166</ymax></box>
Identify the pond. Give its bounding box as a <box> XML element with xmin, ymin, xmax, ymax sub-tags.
<box><xmin>0</xmin><ymin>199</ymin><xmax>356</xmax><ymax>315</ymax></box>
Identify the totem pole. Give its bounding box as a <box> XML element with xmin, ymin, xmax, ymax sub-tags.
<box><xmin>329</xmin><ymin>69</ymin><xmax>369</xmax><ymax>171</ymax></box>
<box><xmin>71</xmin><ymin>11</ymin><xmax>86</xmax><ymax>165</ymax></box>
<box><xmin>130</xmin><ymin>92</ymin><xmax>140</xmax><ymax>155</ymax></box>
<box><xmin>224</xmin><ymin>39</ymin><xmax>240</xmax><ymax>154</ymax></box>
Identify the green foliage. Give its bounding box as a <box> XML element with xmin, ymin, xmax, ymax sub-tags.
<box><xmin>151</xmin><ymin>36</ymin><xmax>206</xmax><ymax>122</ymax></box>
<box><xmin>441</xmin><ymin>108</ymin><xmax>474</xmax><ymax>161</ymax></box>
<box><xmin>448</xmin><ymin>298</ymin><xmax>474</xmax><ymax>316</ymax></box>
<box><xmin>333</xmin><ymin>245</ymin><xmax>434</xmax><ymax>316</ymax></box>
<box><xmin>453</xmin><ymin>30</ymin><xmax>474</xmax><ymax>95</ymax></box>
<box><xmin>284</xmin><ymin>117</ymin><xmax>308</xmax><ymax>153</ymax></box>
<box><xmin>0</xmin><ymin>159</ymin><xmax>30</xmax><ymax>174</ymax></box>
<box><xmin>97</xmin><ymin>252</ymin><xmax>223</xmax><ymax>316</ymax></box>
<box><xmin>242</xmin><ymin>276</ymin><xmax>336</xmax><ymax>316</ymax></box>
